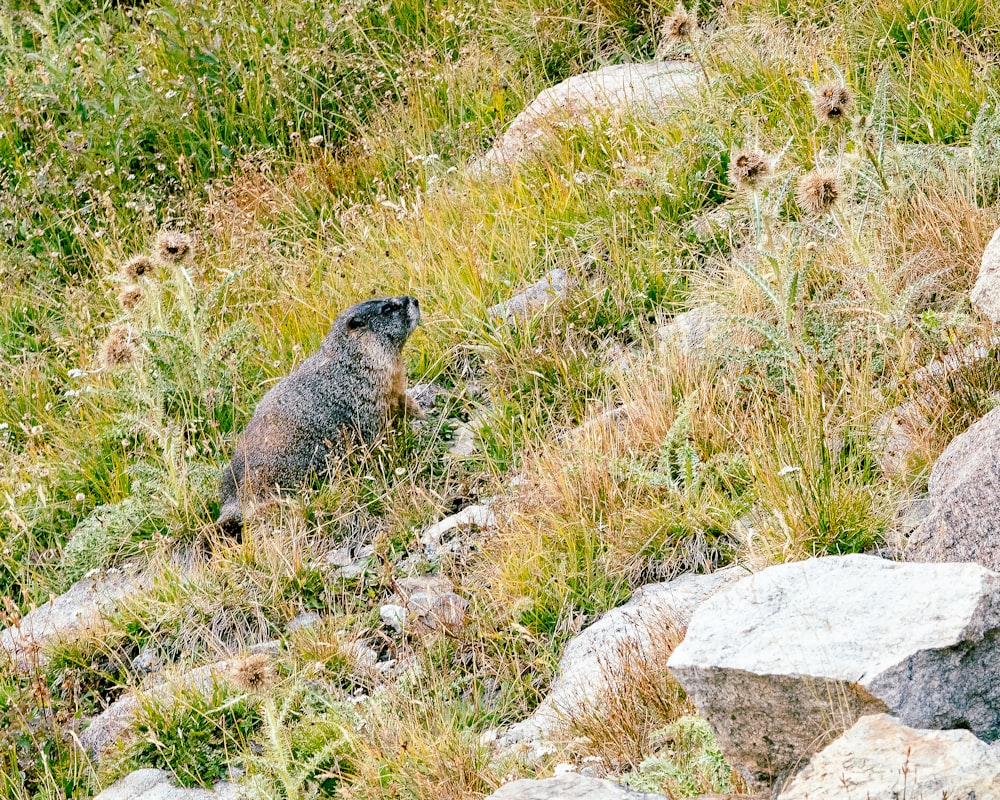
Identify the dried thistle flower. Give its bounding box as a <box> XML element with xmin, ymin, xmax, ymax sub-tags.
<box><xmin>796</xmin><ymin>169</ymin><xmax>842</xmax><ymax>215</ymax></box>
<box><xmin>813</xmin><ymin>83</ymin><xmax>853</xmax><ymax>125</ymax></box>
<box><xmin>230</xmin><ymin>653</ymin><xmax>275</xmax><ymax>692</ymax></box>
<box><xmin>99</xmin><ymin>325</ymin><xmax>139</xmax><ymax>369</ymax></box>
<box><xmin>662</xmin><ymin>4</ymin><xmax>696</xmax><ymax>43</ymax></box>
<box><xmin>117</xmin><ymin>285</ymin><xmax>143</xmax><ymax>309</ymax></box>
<box><xmin>728</xmin><ymin>149</ymin><xmax>771</xmax><ymax>190</ymax></box>
<box><xmin>121</xmin><ymin>255</ymin><xmax>155</xmax><ymax>281</ymax></box>
<box><xmin>153</xmin><ymin>230</ymin><xmax>194</xmax><ymax>264</ymax></box>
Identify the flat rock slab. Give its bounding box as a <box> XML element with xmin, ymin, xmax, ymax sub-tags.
<box><xmin>779</xmin><ymin>714</ymin><xmax>1000</xmax><ymax>800</ymax></box>
<box><xmin>971</xmin><ymin>225</ymin><xmax>1000</xmax><ymax>323</ymax></box>
<box><xmin>487</xmin><ymin>773</ymin><xmax>668</xmax><ymax>800</ymax></box>
<box><xmin>906</xmin><ymin>404</ymin><xmax>1000</xmax><ymax>570</ymax></box>
<box><xmin>0</xmin><ymin>566</ymin><xmax>147</xmax><ymax>672</ymax></box>
<box><xmin>668</xmin><ymin>555</ymin><xmax>1000</xmax><ymax>782</ymax></box>
<box><xmin>500</xmin><ymin>568</ymin><xmax>746</xmax><ymax>747</ymax></box>
<box><xmin>473</xmin><ymin>62</ymin><xmax>700</xmax><ymax>174</ymax></box>
<box><xmin>94</xmin><ymin>768</ymin><xmax>240</xmax><ymax>799</ymax></box>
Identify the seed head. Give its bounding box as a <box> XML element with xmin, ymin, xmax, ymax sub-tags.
<box><xmin>117</xmin><ymin>285</ymin><xmax>143</xmax><ymax>310</ymax></box>
<box><xmin>121</xmin><ymin>255</ymin><xmax>155</xmax><ymax>281</ymax></box>
<box><xmin>662</xmin><ymin>5</ymin><xmax>696</xmax><ymax>43</ymax></box>
<box><xmin>813</xmin><ymin>83</ymin><xmax>853</xmax><ymax>125</ymax></box>
<box><xmin>728</xmin><ymin>149</ymin><xmax>771</xmax><ymax>190</ymax></box>
<box><xmin>230</xmin><ymin>653</ymin><xmax>275</xmax><ymax>692</ymax></box>
<box><xmin>153</xmin><ymin>230</ymin><xmax>194</xmax><ymax>264</ymax></box>
<box><xmin>796</xmin><ymin>169</ymin><xmax>842</xmax><ymax>215</ymax></box>
<box><xmin>99</xmin><ymin>326</ymin><xmax>139</xmax><ymax>369</ymax></box>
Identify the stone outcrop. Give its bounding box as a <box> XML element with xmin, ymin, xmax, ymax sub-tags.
<box><xmin>93</xmin><ymin>769</ymin><xmax>240</xmax><ymax>800</ymax></box>
<box><xmin>970</xmin><ymin>225</ymin><xmax>1000</xmax><ymax>323</ymax></box>
<box><xmin>486</xmin><ymin>774</ymin><xmax>668</xmax><ymax>800</ymax></box>
<box><xmin>779</xmin><ymin>714</ymin><xmax>1000</xmax><ymax>800</ymax></box>
<box><xmin>667</xmin><ymin>555</ymin><xmax>1000</xmax><ymax>782</ymax></box>
<box><xmin>473</xmin><ymin>62</ymin><xmax>700</xmax><ymax>174</ymax></box>
<box><xmin>499</xmin><ymin>568</ymin><xmax>746</xmax><ymax>747</ymax></box>
<box><xmin>906</xmin><ymin>404</ymin><xmax>1000</xmax><ymax>570</ymax></box>
<box><xmin>0</xmin><ymin>566</ymin><xmax>147</xmax><ymax>673</ymax></box>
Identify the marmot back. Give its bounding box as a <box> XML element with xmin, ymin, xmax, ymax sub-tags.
<box><xmin>217</xmin><ymin>295</ymin><xmax>421</xmax><ymax>535</ymax></box>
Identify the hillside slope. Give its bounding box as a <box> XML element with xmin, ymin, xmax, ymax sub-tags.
<box><xmin>1</xmin><ymin>0</ymin><xmax>999</xmax><ymax>797</ymax></box>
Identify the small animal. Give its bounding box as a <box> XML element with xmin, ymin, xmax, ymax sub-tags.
<box><xmin>217</xmin><ymin>295</ymin><xmax>422</xmax><ymax>535</ymax></box>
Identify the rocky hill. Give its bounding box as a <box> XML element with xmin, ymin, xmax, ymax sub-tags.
<box><xmin>2</xmin><ymin>0</ymin><xmax>1000</xmax><ymax>798</ymax></box>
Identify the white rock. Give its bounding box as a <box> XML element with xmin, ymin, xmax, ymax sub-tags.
<box><xmin>971</xmin><ymin>226</ymin><xmax>1000</xmax><ymax>323</ymax></box>
<box><xmin>906</xmin><ymin>405</ymin><xmax>1000</xmax><ymax>570</ymax></box>
<box><xmin>380</xmin><ymin>604</ymin><xmax>407</xmax><ymax>633</ymax></box>
<box><xmin>779</xmin><ymin>714</ymin><xmax>1000</xmax><ymax>800</ymax></box>
<box><xmin>487</xmin><ymin>269</ymin><xmax>569</xmax><ymax>324</ymax></box>
<box><xmin>0</xmin><ymin>566</ymin><xmax>147</xmax><ymax>672</ymax></box>
<box><xmin>486</xmin><ymin>774</ymin><xmax>668</xmax><ymax>800</ymax></box>
<box><xmin>473</xmin><ymin>62</ymin><xmax>700</xmax><ymax>174</ymax></box>
<box><xmin>668</xmin><ymin>555</ymin><xmax>1000</xmax><ymax>782</ymax></box>
<box><xmin>93</xmin><ymin>768</ymin><xmax>241</xmax><ymax>799</ymax></box>
<box><xmin>499</xmin><ymin>568</ymin><xmax>746</xmax><ymax>748</ymax></box>
<box><xmin>419</xmin><ymin>503</ymin><xmax>497</xmax><ymax>559</ymax></box>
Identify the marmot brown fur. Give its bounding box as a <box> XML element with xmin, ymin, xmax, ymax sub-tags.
<box><xmin>217</xmin><ymin>295</ymin><xmax>421</xmax><ymax>535</ymax></box>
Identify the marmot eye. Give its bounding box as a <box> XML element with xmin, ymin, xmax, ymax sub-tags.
<box><xmin>347</xmin><ymin>316</ymin><xmax>364</xmax><ymax>330</ymax></box>
<box><xmin>381</xmin><ymin>302</ymin><xmax>395</xmax><ymax>315</ymax></box>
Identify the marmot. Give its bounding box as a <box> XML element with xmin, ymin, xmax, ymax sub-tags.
<box><xmin>217</xmin><ymin>295</ymin><xmax>421</xmax><ymax>535</ymax></box>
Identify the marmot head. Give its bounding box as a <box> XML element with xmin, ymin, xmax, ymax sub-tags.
<box><xmin>334</xmin><ymin>295</ymin><xmax>420</xmax><ymax>351</ymax></box>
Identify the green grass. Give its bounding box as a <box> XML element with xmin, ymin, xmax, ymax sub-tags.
<box><xmin>2</xmin><ymin>0</ymin><xmax>1000</xmax><ymax>796</ymax></box>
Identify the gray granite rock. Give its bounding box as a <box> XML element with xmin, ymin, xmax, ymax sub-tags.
<box><xmin>906</xmin><ymin>405</ymin><xmax>1000</xmax><ymax>570</ymax></box>
<box><xmin>93</xmin><ymin>768</ymin><xmax>241</xmax><ymax>799</ymax></box>
<box><xmin>487</xmin><ymin>269</ymin><xmax>569</xmax><ymax>324</ymax></box>
<box><xmin>472</xmin><ymin>62</ymin><xmax>700</xmax><ymax>174</ymax></box>
<box><xmin>668</xmin><ymin>555</ymin><xmax>1000</xmax><ymax>782</ymax></box>
<box><xmin>779</xmin><ymin>714</ymin><xmax>1000</xmax><ymax>800</ymax></box>
<box><xmin>0</xmin><ymin>565</ymin><xmax>147</xmax><ymax>672</ymax></box>
<box><xmin>499</xmin><ymin>568</ymin><xmax>747</xmax><ymax>748</ymax></box>
<box><xmin>486</xmin><ymin>773</ymin><xmax>668</xmax><ymax>800</ymax></box>
<box><xmin>971</xmin><ymin>226</ymin><xmax>1000</xmax><ymax>323</ymax></box>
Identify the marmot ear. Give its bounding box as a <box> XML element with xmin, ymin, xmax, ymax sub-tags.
<box><xmin>346</xmin><ymin>316</ymin><xmax>365</xmax><ymax>331</ymax></box>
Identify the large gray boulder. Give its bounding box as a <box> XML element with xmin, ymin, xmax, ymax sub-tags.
<box><xmin>906</xmin><ymin>404</ymin><xmax>1000</xmax><ymax>570</ymax></box>
<box><xmin>0</xmin><ymin>566</ymin><xmax>147</xmax><ymax>673</ymax></box>
<box><xmin>970</xmin><ymin>226</ymin><xmax>1000</xmax><ymax>323</ymax></box>
<box><xmin>486</xmin><ymin>774</ymin><xmax>667</xmax><ymax>800</ymax></box>
<box><xmin>667</xmin><ymin>555</ymin><xmax>1000</xmax><ymax>782</ymax></box>
<box><xmin>473</xmin><ymin>62</ymin><xmax>700</xmax><ymax>174</ymax></box>
<box><xmin>94</xmin><ymin>768</ymin><xmax>240</xmax><ymax>799</ymax></box>
<box><xmin>499</xmin><ymin>568</ymin><xmax>746</xmax><ymax>748</ymax></box>
<box><xmin>779</xmin><ymin>714</ymin><xmax>1000</xmax><ymax>800</ymax></box>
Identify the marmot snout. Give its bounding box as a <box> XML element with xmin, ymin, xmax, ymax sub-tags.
<box><xmin>217</xmin><ymin>295</ymin><xmax>421</xmax><ymax>535</ymax></box>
